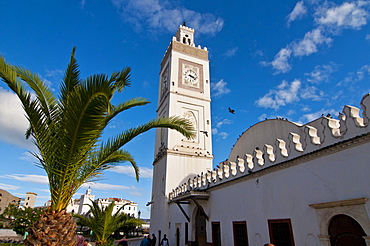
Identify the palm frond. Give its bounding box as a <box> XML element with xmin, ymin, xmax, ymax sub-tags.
<box><xmin>104</xmin><ymin>97</ymin><xmax>150</xmax><ymax>125</ymax></box>
<box><xmin>74</xmin><ymin>200</ymin><xmax>130</xmax><ymax>244</ymax></box>
<box><xmin>91</xmin><ymin>149</ymin><xmax>139</xmax><ymax>181</ymax></box>
<box><xmin>110</xmin><ymin>67</ymin><xmax>131</xmax><ymax>92</ymax></box>
<box><xmin>14</xmin><ymin>66</ymin><xmax>58</xmax><ymax>129</ymax></box>
<box><xmin>104</xmin><ymin>116</ymin><xmax>195</xmax><ymax>152</ymax></box>
<box><xmin>60</xmin><ymin>47</ymin><xmax>80</xmax><ymax>102</ymax></box>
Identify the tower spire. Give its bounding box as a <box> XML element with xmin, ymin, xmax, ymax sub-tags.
<box><xmin>175</xmin><ymin>24</ymin><xmax>195</xmax><ymax>46</ymax></box>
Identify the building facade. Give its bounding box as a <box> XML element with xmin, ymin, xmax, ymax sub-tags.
<box><xmin>150</xmin><ymin>25</ymin><xmax>370</xmax><ymax>246</ymax></box>
<box><xmin>96</xmin><ymin>197</ymin><xmax>138</xmax><ymax>218</ymax></box>
<box><xmin>23</xmin><ymin>192</ymin><xmax>37</xmax><ymax>208</ymax></box>
<box><xmin>66</xmin><ymin>188</ymin><xmax>138</xmax><ymax>218</ymax></box>
<box><xmin>0</xmin><ymin>189</ymin><xmax>21</xmax><ymax>214</ymax></box>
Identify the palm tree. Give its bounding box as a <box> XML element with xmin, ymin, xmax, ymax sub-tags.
<box><xmin>74</xmin><ymin>201</ymin><xmax>135</xmax><ymax>246</ymax></box>
<box><xmin>0</xmin><ymin>48</ymin><xmax>194</xmax><ymax>246</ymax></box>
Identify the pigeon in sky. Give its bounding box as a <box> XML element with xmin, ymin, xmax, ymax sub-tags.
<box><xmin>228</xmin><ymin>107</ymin><xmax>235</xmax><ymax>114</ymax></box>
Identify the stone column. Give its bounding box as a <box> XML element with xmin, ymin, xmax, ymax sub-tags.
<box><xmin>363</xmin><ymin>236</ymin><xmax>370</xmax><ymax>246</ymax></box>
<box><xmin>318</xmin><ymin>235</ymin><xmax>330</xmax><ymax>246</ymax></box>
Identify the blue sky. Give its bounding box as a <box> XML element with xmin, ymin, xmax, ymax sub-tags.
<box><xmin>1</xmin><ymin>0</ymin><xmax>370</xmax><ymax>218</ymax></box>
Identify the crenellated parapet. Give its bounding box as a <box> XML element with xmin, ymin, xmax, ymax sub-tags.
<box><xmin>168</xmin><ymin>93</ymin><xmax>370</xmax><ymax>201</ymax></box>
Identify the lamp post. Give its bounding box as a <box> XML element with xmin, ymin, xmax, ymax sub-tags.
<box><xmin>136</xmin><ymin>211</ymin><xmax>141</xmax><ymax>237</ymax></box>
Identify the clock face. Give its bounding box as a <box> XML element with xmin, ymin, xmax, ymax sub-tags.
<box><xmin>178</xmin><ymin>59</ymin><xmax>203</xmax><ymax>92</ymax></box>
<box><xmin>182</xmin><ymin>65</ymin><xmax>199</xmax><ymax>88</ymax></box>
<box><xmin>184</xmin><ymin>69</ymin><xmax>198</xmax><ymax>85</ymax></box>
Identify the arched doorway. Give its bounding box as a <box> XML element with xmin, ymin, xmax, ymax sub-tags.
<box><xmin>194</xmin><ymin>208</ymin><xmax>207</xmax><ymax>246</ymax></box>
<box><xmin>329</xmin><ymin>214</ymin><xmax>366</xmax><ymax>246</ymax></box>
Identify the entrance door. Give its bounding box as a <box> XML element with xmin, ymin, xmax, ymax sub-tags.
<box><xmin>329</xmin><ymin>214</ymin><xmax>366</xmax><ymax>246</ymax></box>
<box><xmin>176</xmin><ymin>227</ymin><xmax>180</xmax><ymax>246</ymax></box>
<box><xmin>195</xmin><ymin>208</ymin><xmax>207</xmax><ymax>246</ymax></box>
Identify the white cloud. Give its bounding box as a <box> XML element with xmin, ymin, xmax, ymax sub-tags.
<box><xmin>300</xmin><ymin>86</ymin><xmax>324</xmax><ymax>101</ymax></box>
<box><xmin>211</xmin><ymin>128</ymin><xmax>218</xmax><ymax>135</ymax></box>
<box><xmin>0</xmin><ymin>183</ymin><xmax>21</xmax><ymax>190</ymax></box>
<box><xmin>212</xmin><ymin>121</ymin><xmax>230</xmax><ymax>140</ymax></box>
<box><xmin>0</xmin><ymin>87</ymin><xmax>33</xmax><ymax>149</ymax></box>
<box><xmin>111</xmin><ymin>0</ymin><xmax>224</xmax><ymax>35</ymax></box>
<box><xmin>287</xmin><ymin>1</ymin><xmax>308</xmax><ymax>25</ymax></box>
<box><xmin>83</xmin><ymin>182</ymin><xmax>130</xmax><ymax>191</ymax></box>
<box><xmin>268</xmin><ymin>30</ymin><xmax>332</xmax><ymax>73</ymax></box>
<box><xmin>267</xmin><ymin>1</ymin><xmax>370</xmax><ymax>73</ymax></box>
<box><xmin>1</xmin><ymin>174</ymin><xmax>49</xmax><ymax>184</ymax></box>
<box><xmin>254</xmin><ymin>50</ymin><xmax>264</xmax><ymax>57</ymax></box>
<box><xmin>300</xmin><ymin>108</ymin><xmax>337</xmax><ymax>123</ymax></box>
<box><xmin>366</xmin><ymin>34</ymin><xmax>370</xmax><ymax>40</ymax></box>
<box><xmin>287</xmin><ymin>110</ymin><xmax>295</xmax><ymax>115</ymax></box>
<box><xmin>19</xmin><ymin>152</ymin><xmax>37</xmax><ymax>162</ymax></box>
<box><xmin>224</xmin><ymin>47</ymin><xmax>238</xmax><ymax>57</ymax></box>
<box><xmin>218</xmin><ymin>132</ymin><xmax>228</xmax><ymax>139</ymax></box>
<box><xmin>305</xmin><ymin>63</ymin><xmax>337</xmax><ymax>83</ymax></box>
<box><xmin>270</xmin><ymin>47</ymin><xmax>292</xmax><ymax>74</ymax></box>
<box><xmin>211</xmin><ymin>79</ymin><xmax>231</xmax><ymax>98</ymax></box>
<box><xmin>83</xmin><ymin>182</ymin><xmax>143</xmax><ymax>196</ymax></box>
<box><xmin>258</xmin><ymin>113</ymin><xmax>268</xmax><ymax>121</ymax></box>
<box><xmin>292</xmin><ymin>28</ymin><xmax>332</xmax><ymax>56</ymax></box>
<box><xmin>79</xmin><ymin>0</ymin><xmax>86</xmax><ymax>9</ymax></box>
<box><xmin>356</xmin><ymin>64</ymin><xmax>370</xmax><ymax>80</ymax></box>
<box><xmin>45</xmin><ymin>69</ymin><xmax>63</xmax><ymax>80</ymax></box>
<box><xmin>110</xmin><ymin>165</ymin><xmax>153</xmax><ymax>179</ymax></box>
<box><xmin>216</xmin><ymin>119</ymin><xmax>233</xmax><ymax>128</ymax></box>
<box><xmin>339</xmin><ymin>64</ymin><xmax>370</xmax><ymax>86</ymax></box>
<box><xmin>301</xmin><ymin>106</ymin><xmax>311</xmax><ymax>112</ymax></box>
<box><xmin>256</xmin><ymin>80</ymin><xmax>301</xmax><ymax>109</ymax></box>
<box><xmin>315</xmin><ymin>2</ymin><xmax>369</xmax><ymax>30</ymax></box>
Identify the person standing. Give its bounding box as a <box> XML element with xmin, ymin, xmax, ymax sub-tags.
<box><xmin>118</xmin><ymin>235</ymin><xmax>128</xmax><ymax>246</ymax></box>
<box><xmin>151</xmin><ymin>233</ymin><xmax>157</xmax><ymax>246</ymax></box>
<box><xmin>140</xmin><ymin>235</ymin><xmax>150</xmax><ymax>246</ymax></box>
<box><xmin>160</xmin><ymin>234</ymin><xmax>169</xmax><ymax>246</ymax></box>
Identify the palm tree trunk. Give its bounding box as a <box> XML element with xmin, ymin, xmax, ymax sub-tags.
<box><xmin>25</xmin><ymin>209</ymin><xmax>77</xmax><ymax>246</ymax></box>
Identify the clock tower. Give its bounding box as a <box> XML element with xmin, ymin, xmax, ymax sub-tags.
<box><xmin>150</xmin><ymin>25</ymin><xmax>213</xmax><ymax>237</ymax></box>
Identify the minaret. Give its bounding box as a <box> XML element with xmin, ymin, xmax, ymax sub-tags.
<box><xmin>150</xmin><ymin>25</ymin><xmax>213</xmax><ymax>237</ymax></box>
<box><xmin>78</xmin><ymin>187</ymin><xmax>95</xmax><ymax>215</ymax></box>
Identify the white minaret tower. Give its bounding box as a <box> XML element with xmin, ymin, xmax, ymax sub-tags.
<box><xmin>150</xmin><ymin>24</ymin><xmax>213</xmax><ymax>239</ymax></box>
<box><xmin>78</xmin><ymin>187</ymin><xmax>95</xmax><ymax>215</ymax></box>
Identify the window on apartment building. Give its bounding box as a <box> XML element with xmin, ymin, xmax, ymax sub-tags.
<box><xmin>233</xmin><ymin>221</ymin><xmax>248</xmax><ymax>246</ymax></box>
<box><xmin>129</xmin><ymin>207</ymin><xmax>131</xmax><ymax>210</ymax></box>
<box><xmin>212</xmin><ymin>222</ymin><xmax>221</xmax><ymax>246</ymax></box>
<box><xmin>268</xmin><ymin>219</ymin><xmax>295</xmax><ymax>246</ymax></box>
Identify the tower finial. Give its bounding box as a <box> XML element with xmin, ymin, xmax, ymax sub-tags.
<box><xmin>183</xmin><ymin>21</ymin><xmax>186</xmax><ymax>27</ymax></box>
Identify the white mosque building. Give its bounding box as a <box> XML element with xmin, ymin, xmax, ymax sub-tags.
<box><xmin>149</xmin><ymin>25</ymin><xmax>370</xmax><ymax>246</ymax></box>
<box><xmin>66</xmin><ymin>188</ymin><xmax>138</xmax><ymax>218</ymax></box>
